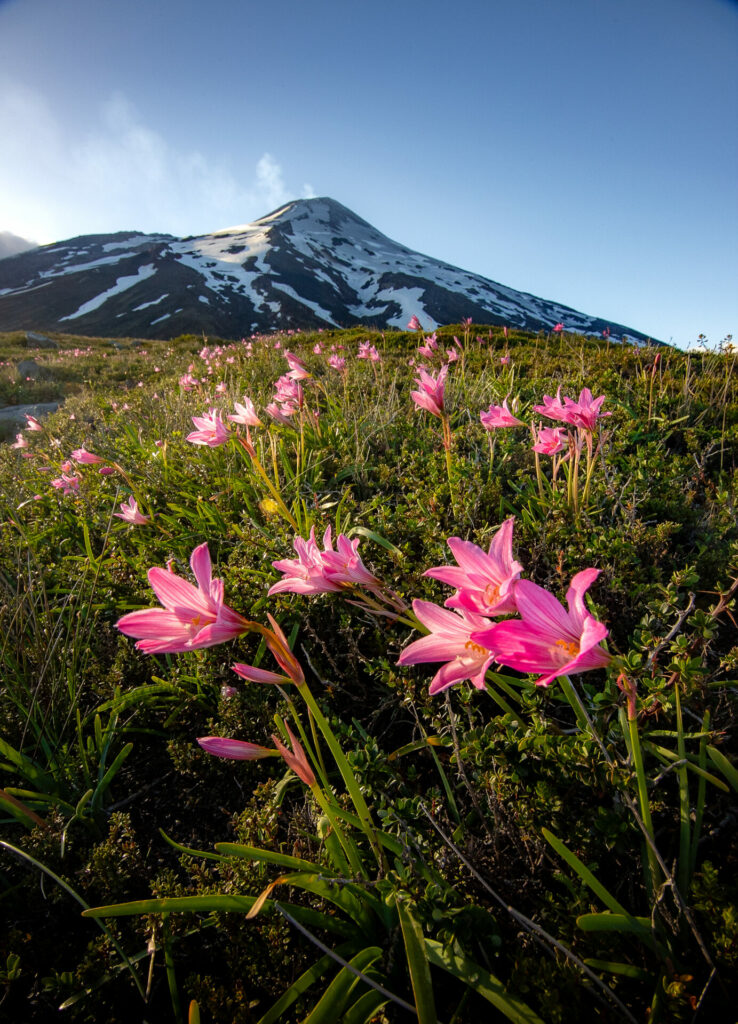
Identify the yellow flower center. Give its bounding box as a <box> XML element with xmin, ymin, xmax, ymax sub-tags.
<box><xmin>555</xmin><ymin>639</ymin><xmax>580</xmax><ymax>658</ymax></box>
<box><xmin>484</xmin><ymin>583</ymin><xmax>501</xmax><ymax>604</ymax></box>
<box><xmin>465</xmin><ymin>640</ymin><xmax>487</xmax><ymax>656</ymax></box>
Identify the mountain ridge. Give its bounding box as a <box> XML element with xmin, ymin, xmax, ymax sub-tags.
<box><xmin>0</xmin><ymin>198</ymin><xmax>656</xmax><ymax>342</ymax></box>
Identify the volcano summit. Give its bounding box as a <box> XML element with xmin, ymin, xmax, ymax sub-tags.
<box><xmin>0</xmin><ymin>198</ymin><xmax>652</xmax><ymax>341</ymax></box>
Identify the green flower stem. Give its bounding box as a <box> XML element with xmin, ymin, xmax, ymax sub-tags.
<box><xmin>690</xmin><ymin>710</ymin><xmax>710</xmax><ymax>877</ymax></box>
<box><xmin>626</xmin><ymin>704</ymin><xmax>661</xmax><ymax>897</ymax></box>
<box><xmin>674</xmin><ymin>684</ymin><xmax>691</xmax><ymax>897</ymax></box>
<box><xmin>487</xmin><ymin>432</ymin><xmax>497</xmax><ymax>483</ymax></box>
<box><xmin>441</xmin><ymin>414</ymin><xmax>457</xmax><ymax>514</ymax></box>
<box><xmin>308</xmin><ymin>782</ymin><xmax>368</xmax><ymax>880</ymax></box>
<box><xmin>580</xmin><ymin>435</ymin><xmax>596</xmax><ymax>508</ymax></box>
<box><xmin>558</xmin><ymin>674</ymin><xmax>590</xmax><ymax>734</ymax></box>
<box><xmin>566</xmin><ymin>675</ymin><xmax>662</xmax><ymax>897</ymax></box>
<box><xmin>276</xmin><ymin>688</ymin><xmax>331</xmax><ymax>794</ymax></box>
<box><xmin>296</xmin><ymin>681</ymin><xmax>384</xmax><ymax>870</ymax></box>
<box><xmin>306</xmin><ymin>707</ymin><xmax>329</xmax><ymax>790</ymax></box>
<box><xmin>235</xmin><ymin>437</ymin><xmax>298</xmax><ymax>530</ymax></box>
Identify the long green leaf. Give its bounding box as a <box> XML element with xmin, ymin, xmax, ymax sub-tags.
<box><xmin>159</xmin><ymin>829</ymin><xmax>233</xmax><ymax>862</ymax></box>
<box><xmin>576</xmin><ymin>913</ymin><xmax>653</xmax><ymax>935</ymax></box>
<box><xmin>583</xmin><ymin>958</ymin><xmax>652</xmax><ymax>981</ymax></box>
<box><xmin>83</xmin><ymin>894</ymin><xmax>261</xmax><ymax>917</ymax></box>
<box><xmin>707</xmin><ymin>745</ymin><xmax>738</xmax><ymax>792</ymax></box>
<box><xmin>542</xmin><ymin>828</ymin><xmax>632</xmax><ymax>918</ymax></box>
<box><xmin>397</xmin><ymin>900</ymin><xmax>436</xmax><ymax>1023</ymax></box>
<box><xmin>83</xmin><ymin>891</ymin><xmax>355</xmax><ymax>938</ymax></box>
<box><xmin>215</xmin><ymin>842</ymin><xmax>323</xmax><ymax>873</ymax></box>
<box><xmin>341</xmin><ymin>989</ymin><xmax>389</xmax><ymax>1024</ymax></box>
<box><xmin>424</xmin><ymin>939</ymin><xmax>544</xmax><ymax>1024</ymax></box>
<box><xmin>643</xmin><ymin>741</ymin><xmax>728</xmax><ymax>791</ymax></box>
<box><xmin>0</xmin><ymin>736</ymin><xmax>56</xmax><ymax>791</ymax></box>
<box><xmin>302</xmin><ymin>947</ymin><xmax>383</xmax><ymax>1024</ymax></box>
<box><xmin>255</xmin><ymin>947</ymin><xmax>357</xmax><ymax>1024</ymax></box>
<box><xmin>91</xmin><ymin>742</ymin><xmax>133</xmax><ymax>810</ymax></box>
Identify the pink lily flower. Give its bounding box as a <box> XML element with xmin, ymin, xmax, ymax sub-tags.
<box><xmin>564</xmin><ymin>388</ymin><xmax>611</xmax><ymax>432</ymax></box>
<box><xmin>446</xmin><ymin>348</ymin><xmax>459</xmax><ymax>363</ymax></box>
<box><xmin>269</xmin><ymin>526</ymin><xmax>344</xmax><ymax>596</ymax></box>
<box><xmin>51</xmin><ymin>473</ymin><xmax>80</xmax><ymax>494</ymax></box>
<box><xmin>197</xmin><ymin>737</ymin><xmax>275</xmax><ymax>761</ymax></box>
<box><xmin>266</xmin><ymin>401</ymin><xmax>296</xmax><ymax>425</ymax></box>
<box><xmin>114</xmin><ymin>497</ymin><xmax>150</xmax><ymax>525</ymax></box>
<box><xmin>424</xmin><ymin>518</ymin><xmax>523</xmax><ymax>616</ymax></box>
<box><xmin>25</xmin><ymin>415</ymin><xmax>43</xmax><ymax>432</ymax></box>
<box><xmin>553</xmin><ymin>323</ymin><xmax>564</xmax><ymax>333</ymax></box>
<box><xmin>233</xmin><ymin>613</ymin><xmax>305</xmax><ymax>685</ymax></box>
<box><xmin>471</xmin><ymin>569</ymin><xmax>611</xmax><ymax>688</ymax></box>
<box><xmin>179</xmin><ymin>372</ymin><xmax>199</xmax><ymax>390</ymax></box>
<box><xmin>71</xmin><ymin>447</ymin><xmax>105</xmax><ymax>465</ymax></box>
<box><xmin>533</xmin><ymin>426</ymin><xmax>568</xmax><ymax>455</ymax></box>
<box><xmin>12</xmin><ymin>433</ymin><xmax>28</xmax><ymax>449</ymax></box>
<box><xmin>407</xmin><ymin>315</ymin><xmax>422</xmax><ymax>331</ymax></box>
<box><xmin>116</xmin><ymin>542</ymin><xmax>250</xmax><ymax>653</ymax></box>
<box><xmin>269</xmin><ymin>526</ymin><xmax>377</xmax><ymax>596</ymax></box>
<box><xmin>417</xmin><ymin>333</ymin><xmax>438</xmax><ymax>358</ymax></box>
<box><xmin>285</xmin><ymin>351</ymin><xmax>310</xmax><ymax>379</ymax></box>
<box><xmin>274</xmin><ymin>374</ymin><xmax>304</xmax><ymax>408</ymax></box>
<box><xmin>271</xmin><ymin>724</ymin><xmax>316</xmax><ymax>786</ymax></box>
<box><xmin>357</xmin><ymin>341</ymin><xmax>380</xmax><ymax>361</ymax></box>
<box><xmin>410</xmin><ymin>364</ymin><xmax>447</xmax><ymax>419</ymax></box>
<box><xmin>328</xmin><ymin>355</ymin><xmax>346</xmax><ymax>372</ymax></box>
<box><xmin>480</xmin><ymin>399</ymin><xmax>524</xmax><ymax>430</ymax></box>
<box><xmin>313</xmin><ymin>343</ymin><xmax>322</xmax><ymax>354</ymax></box>
<box><xmin>397</xmin><ymin>600</ymin><xmax>496</xmax><ymax>695</ymax></box>
<box><xmin>533</xmin><ymin>387</ymin><xmax>570</xmax><ymax>424</ymax></box>
<box><xmin>186</xmin><ymin>408</ymin><xmax>231</xmax><ymax>446</ymax></box>
<box><xmin>228</xmin><ymin>397</ymin><xmax>262</xmax><ymax>427</ymax></box>
<box><xmin>320</xmin><ymin>527</ymin><xmax>380</xmax><ymax>589</ymax></box>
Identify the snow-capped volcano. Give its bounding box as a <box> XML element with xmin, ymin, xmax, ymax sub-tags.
<box><xmin>0</xmin><ymin>198</ymin><xmax>653</xmax><ymax>341</ymax></box>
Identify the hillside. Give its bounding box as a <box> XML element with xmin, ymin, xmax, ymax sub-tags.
<box><xmin>0</xmin><ymin>324</ymin><xmax>734</xmax><ymax>1022</ymax></box>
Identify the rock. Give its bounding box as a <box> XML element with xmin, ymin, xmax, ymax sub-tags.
<box><xmin>16</xmin><ymin>358</ymin><xmax>53</xmax><ymax>381</ymax></box>
<box><xmin>0</xmin><ymin>401</ymin><xmax>61</xmax><ymax>440</ymax></box>
<box><xmin>25</xmin><ymin>331</ymin><xmax>58</xmax><ymax>350</ymax></box>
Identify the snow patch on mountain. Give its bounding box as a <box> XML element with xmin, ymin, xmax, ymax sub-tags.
<box><xmin>60</xmin><ymin>264</ymin><xmax>157</xmax><ymax>320</ymax></box>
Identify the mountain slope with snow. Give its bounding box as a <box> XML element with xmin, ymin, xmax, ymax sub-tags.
<box><xmin>0</xmin><ymin>199</ymin><xmax>654</xmax><ymax>341</ymax></box>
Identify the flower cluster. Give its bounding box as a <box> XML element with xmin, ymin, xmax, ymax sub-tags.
<box><xmin>269</xmin><ymin>526</ymin><xmax>380</xmax><ymax>596</ymax></box>
<box><xmin>398</xmin><ymin>519</ymin><xmax>610</xmax><ymax>694</ymax></box>
<box><xmin>410</xmin><ymin>365</ymin><xmax>447</xmax><ymax>419</ymax></box>
<box><xmin>267</xmin><ymin>373</ymin><xmax>303</xmax><ymax>424</ymax></box>
<box><xmin>357</xmin><ymin>340</ymin><xmax>380</xmax><ymax>362</ymax></box>
<box><xmin>533</xmin><ymin>386</ymin><xmax>611</xmax><ymax>433</ymax></box>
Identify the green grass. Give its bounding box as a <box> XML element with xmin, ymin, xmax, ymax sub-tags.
<box><xmin>0</xmin><ymin>325</ymin><xmax>735</xmax><ymax>1023</ymax></box>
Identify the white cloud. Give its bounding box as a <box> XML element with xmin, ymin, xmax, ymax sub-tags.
<box><xmin>0</xmin><ymin>82</ymin><xmax>316</xmax><ymax>243</ymax></box>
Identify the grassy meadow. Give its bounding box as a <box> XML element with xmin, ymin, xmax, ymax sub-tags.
<box><xmin>0</xmin><ymin>324</ymin><xmax>736</xmax><ymax>1023</ymax></box>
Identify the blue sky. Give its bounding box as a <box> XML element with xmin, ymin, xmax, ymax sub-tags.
<box><xmin>0</xmin><ymin>0</ymin><xmax>735</xmax><ymax>347</ymax></box>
